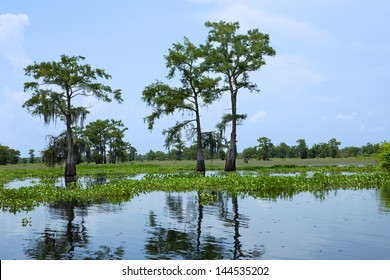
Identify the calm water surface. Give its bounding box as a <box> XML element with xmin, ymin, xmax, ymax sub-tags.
<box><xmin>1</xmin><ymin>188</ymin><xmax>390</xmax><ymax>260</ymax></box>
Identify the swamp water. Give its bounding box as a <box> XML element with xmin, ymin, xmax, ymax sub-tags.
<box><xmin>1</xmin><ymin>188</ymin><xmax>390</xmax><ymax>260</ymax></box>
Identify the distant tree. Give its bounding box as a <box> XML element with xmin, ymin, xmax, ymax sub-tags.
<box><xmin>242</xmin><ymin>146</ymin><xmax>257</xmax><ymax>160</ymax></box>
<box><xmin>23</xmin><ymin>55</ymin><xmax>122</xmax><ymax>184</ymax></box>
<box><xmin>328</xmin><ymin>138</ymin><xmax>341</xmax><ymax>158</ymax></box>
<box><xmin>339</xmin><ymin>146</ymin><xmax>360</xmax><ymax>157</ymax></box>
<box><xmin>41</xmin><ymin>134</ymin><xmax>66</xmax><ymax>167</ymax></box>
<box><xmin>29</xmin><ymin>149</ymin><xmax>35</xmax><ymax>164</ymax></box>
<box><xmin>183</xmin><ymin>145</ymin><xmax>197</xmax><ymax>160</ymax></box>
<box><xmin>0</xmin><ymin>145</ymin><xmax>20</xmax><ymax>165</ymax></box>
<box><xmin>84</xmin><ymin>119</ymin><xmax>128</xmax><ymax>164</ymax></box>
<box><xmin>202</xmin><ymin>131</ymin><xmax>221</xmax><ymax>161</ymax></box>
<box><xmin>361</xmin><ymin>142</ymin><xmax>381</xmax><ymax>156</ymax></box>
<box><xmin>204</xmin><ymin>21</ymin><xmax>275</xmax><ymax>171</ymax></box>
<box><xmin>106</xmin><ymin>120</ymin><xmax>128</xmax><ymax>164</ymax></box>
<box><xmin>0</xmin><ymin>145</ymin><xmax>8</xmax><ymax>165</ymax></box>
<box><xmin>7</xmin><ymin>148</ymin><xmax>20</xmax><ymax>164</ymax></box>
<box><xmin>127</xmin><ymin>145</ymin><xmax>138</xmax><ymax>162</ymax></box>
<box><xmin>257</xmin><ymin>137</ymin><xmax>273</xmax><ymax>161</ymax></box>
<box><xmin>288</xmin><ymin>145</ymin><xmax>297</xmax><ymax>158</ymax></box>
<box><xmin>142</xmin><ymin>37</ymin><xmax>220</xmax><ymax>172</ymax></box>
<box><xmin>275</xmin><ymin>142</ymin><xmax>290</xmax><ymax>159</ymax></box>
<box><xmin>310</xmin><ymin>143</ymin><xmax>327</xmax><ymax>158</ymax></box>
<box><xmin>163</xmin><ymin>126</ymin><xmax>186</xmax><ymax>161</ymax></box>
<box><xmin>155</xmin><ymin>151</ymin><xmax>166</xmax><ymax>161</ymax></box>
<box><xmin>296</xmin><ymin>139</ymin><xmax>309</xmax><ymax>159</ymax></box>
<box><xmin>218</xmin><ymin>149</ymin><xmax>226</xmax><ymax>161</ymax></box>
<box><xmin>84</xmin><ymin>119</ymin><xmax>110</xmax><ymax>164</ymax></box>
<box><xmin>146</xmin><ymin>150</ymin><xmax>156</xmax><ymax>161</ymax></box>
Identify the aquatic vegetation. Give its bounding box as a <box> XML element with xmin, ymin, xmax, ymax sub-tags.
<box><xmin>198</xmin><ymin>192</ymin><xmax>218</xmax><ymax>205</ymax></box>
<box><xmin>1</xmin><ymin>163</ymin><xmax>390</xmax><ymax>213</ymax></box>
<box><xmin>379</xmin><ymin>142</ymin><xmax>390</xmax><ymax>172</ymax></box>
<box><xmin>21</xmin><ymin>217</ymin><xmax>32</xmax><ymax>227</ymax></box>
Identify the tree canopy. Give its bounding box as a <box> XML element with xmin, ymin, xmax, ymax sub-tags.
<box><xmin>23</xmin><ymin>55</ymin><xmax>122</xmax><ymax>183</ymax></box>
<box><xmin>142</xmin><ymin>37</ymin><xmax>221</xmax><ymax>172</ymax></box>
<box><xmin>204</xmin><ymin>20</ymin><xmax>276</xmax><ymax>171</ymax></box>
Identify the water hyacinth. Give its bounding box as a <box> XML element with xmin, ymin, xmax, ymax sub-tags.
<box><xmin>1</xmin><ymin>163</ymin><xmax>390</xmax><ymax>213</ymax></box>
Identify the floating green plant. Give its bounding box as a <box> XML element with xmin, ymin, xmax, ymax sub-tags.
<box><xmin>1</xmin><ymin>163</ymin><xmax>390</xmax><ymax>213</ymax></box>
<box><xmin>21</xmin><ymin>217</ymin><xmax>32</xmax><ymax>227</ymax></box>
<box><xmin>198</xmin><ymin>192</ymin><xmax>218</xmax><ymax>205</ymax></box>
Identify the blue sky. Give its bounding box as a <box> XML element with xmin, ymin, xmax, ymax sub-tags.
<box><xmin>1</xmin><ymin>0</ymin><xmax>389</xmax><ymax>157</ymax></box>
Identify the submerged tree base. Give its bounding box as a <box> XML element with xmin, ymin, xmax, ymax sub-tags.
<box><xmin>224</xmin><ymin>159</ymin><xmax>236</xmax><ymax>172</ymax></box>
<box><xmin>65</xmin><ymin>175</ymin><xmax>77</xmax><ymax>186</ymax></box>
<box><xmin>196</xmin><ymin>160</ymin><xmax>205</xmax><ymax>173</ymax></box>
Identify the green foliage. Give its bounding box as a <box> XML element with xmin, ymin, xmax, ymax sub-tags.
<box><xmin>1</xmin><ymin>163</ymin><xmax>388</xmax><ymax>213</ymax></box>
<box><xmin>328</xmin><ymin>138</ymin><xmax>341</xmax><ymax>158</ymax></box>
<box><xmin>21</xmin><ymin>217</ymin><xmax>32</xmax><ymax>227</ymax></box>
<box><xmin>296</xmin><ymin>139</ymin><xmax>309</xmax><ymax>159</ymax></box>
<box><xmin>242</xmin><ymin>146</ymin><xmax>257</xmax><ymax>159</ymax></box>
<box><xmin>142</xmin><ymin>38</ymin><xmax>220</xmax><ymax>130</ymax></box>
<box><xmin>23</xmin><ymin>55</ymin><xmax>122</xmax><ymax>126</ymax></box>
<box><xmin>0</xmin><ymin>144</ymin><xmax>20</xmax><ymax>165</ymax></box>
<box><xmin>23</xmin><ymin>55</ymin><xmax>122</xmax><ymax>183</ymax></box>
<box><xmin>142</xmin><ymin>36</ymin><xmax>221</xmax><ymax>171</ymax></box>
<box><xmin>198</xmin><ymin>192</ymin><xmax>218</xmax><ymax>205</ymax></box>
<box><xmin>257</xmin><ymin>137</ymin><xmax>273</xmax><ymax>161</ymax></box>
<box><xmin>310</xmin><ymin>142</ymin><xmax>329</xmax><ymax>158</ymax></box>
<box><xmin>84</xmin><ymin>119</ymin><xmax>129</xmax><ymax>164</ymax></box>
<box><xmin>379</xmin><ymin>142</ymin><xmax>390</xmax><ymax>172</ymax></box>
<box><xmin>274</xmin><ymin>142</ymin><xmax>290</xmax><ymax>159</ymax></box>
<box><xmin>204</xmin><ymin>20</ymin><xmax>276</xmax><ymax>170</ymax></box>
<box><xmin>202</xmin><ymin>131</ymin><xmax>221</xmax><ymax>160</ymax></box>
<box><xmin>28</xmin><ymin>149</ymin><xmax>35</xmax><ymax>164</ymax></box>
<box><xmin>204</xmin><ymin>21</ymin><xmax>276</xmax><ymax>93</ymax></box>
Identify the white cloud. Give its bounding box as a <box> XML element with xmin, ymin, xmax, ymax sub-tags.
<box><xmin>335</xmin><ymin>112</ymin><xmax>357</xmax><ymax>121</ymax></box>
<box><xmin>0</xmin><ymin>13</ymin><xmax>30</xmax><ymax>68</ymax></box>
<box><xmin>250</xmin><ymin>110</ymin><xmax>267</xmax><ymax>123</ymax></box>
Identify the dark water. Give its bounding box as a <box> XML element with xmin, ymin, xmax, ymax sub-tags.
<box><xmin>1</xmin><ymin>188</ymin><xmax>390</xmax><ymax>260</ymax></box>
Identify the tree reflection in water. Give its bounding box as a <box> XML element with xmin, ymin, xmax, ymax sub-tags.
<box><xmin>8</xmin><ymin>187</ymin><xmax>390</xmax><ymax>260</ymax></box>
<box><xmin>144</xmin><ymin>191</ymin><xmax>265</xmax><ymax>260</ymax></box>
<box><xmin>24</xmin><ymin>200</ymin><xmax>124</xmax><ymax>260</ymax></box>
<box><xmin>22</xmin><ymin>191</ymin><xmax>268</xmax><ymax>260</ymax></box>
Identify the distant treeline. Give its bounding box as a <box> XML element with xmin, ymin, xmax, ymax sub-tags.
<box><xmin>0</xmin><ymin>145</ymin><xmax>37</xmax><ymax>165</ymax></box>
<box><xmin>242</xmin><ymin>138</ymin><xmax>382</xmax><ymax>161</ymax></box>
<box><xmin>0</xmin><ymin>139</ymin><xmax>383</xmax><ymax>166</ymax></box>
<box><xmin>135</xmin><ymin>138</ymin><xmax>382</xmax><ymax>162</ymax></box>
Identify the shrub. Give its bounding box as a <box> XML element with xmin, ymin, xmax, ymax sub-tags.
<box><xmin>379</xmin><ymin>142</ymin><xmax>390</xmax><ymax>172</ymax></box>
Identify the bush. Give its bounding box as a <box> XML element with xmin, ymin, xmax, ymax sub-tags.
<box><xmin>379</xmin><ymin>142</ymin><xmax>390</xmax><ymax>172</ymax></box>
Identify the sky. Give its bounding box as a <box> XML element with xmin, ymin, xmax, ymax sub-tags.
<box><xmin>0</xmin><ymin>0</ymin><xmax>389</xmax><ymax>157</ymax></box>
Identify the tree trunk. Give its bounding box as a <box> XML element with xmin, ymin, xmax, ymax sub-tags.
<box><xmin>65</xmin><ymin>114</ymin><xmax>77</xmax><ymax>185</ymax></box>
<box><xmin>196</xmin><ymin>132</ymin><xmax>205</xmax><ymax>173</ymax></box>
<box><xmin>225</xmin><ymin>91</ymin><xmax>237</xmax><ymax>171</ymax></box>
<box><xmin>195</xmin><ymin>98</ymin><xmax>206</xmax><ymax>173</ymax></box>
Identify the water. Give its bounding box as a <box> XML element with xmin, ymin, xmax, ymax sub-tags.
<box><xmin>1</xmin><ymin>188</ymin><xmax>390</xmax><ymax>260</ymax></box>
<box><xmin>4</xmin><ymin>174</ymin><xmax>147</xmax><ymax>189</ymax></box>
